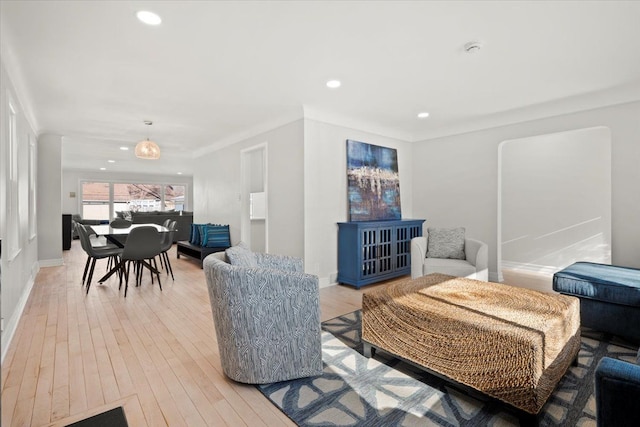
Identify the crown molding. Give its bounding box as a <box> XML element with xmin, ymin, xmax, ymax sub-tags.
<box><xmin>303</xmin><ymin>106</ymin><xmax>412</xmax><ymax>142</ymax></box>
<box><xmin>0</xmin><ymin>35</ymin><xmax>40</xmax><ymax>134</ymax></box>
<box><xmin>192</xmin><ymin>109</ymin><xmax>304</xmax><ymax>157</ymax></box>
<box><xmin>412</xmin><ymin>83</ymin><xmax>640</xmax><ymax>142</ymax></box>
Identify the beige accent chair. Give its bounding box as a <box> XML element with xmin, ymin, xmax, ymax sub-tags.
<box><xmin>411</xmin><ymin>235</ymin><xmax>489</xmax><ymax>281</ymax></box>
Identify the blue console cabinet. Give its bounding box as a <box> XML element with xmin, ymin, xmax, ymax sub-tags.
<box><xmin>337</xmin><ymin>219</ymin><xmax>425</xmax><ymax>288</ymax></box>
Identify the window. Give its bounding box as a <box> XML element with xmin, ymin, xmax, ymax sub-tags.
<box><xmin>79</xmin><ymin>181</ymin><xmax>188</xmax><ymax>220</ymax></box>
<box><xmin>164</xmin><ymin>185</ymin><xmax>185</xmax><ymax>211</ymax></box>
<box><xmin>114</xmin><ymin>183</ymin><xmax>162</xmax><ymax>214</ymax></box>
<box><xmin>81</xmin><ymin>182</ymin><xmax>110</xmax><ymax>220</ymax></box>
<box><xmin>7</xmin><ymin>98</ymin><xmax>20</xmax><ymax>259</ymax></box>
<box><xmin>28</xmin><ymin>135</ymin><xmax>36</xmax><ymax>239</ymax></box>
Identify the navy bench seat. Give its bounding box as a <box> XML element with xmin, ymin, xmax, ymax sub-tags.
<box><xmin>553</xmin><ymin>262</ymin><xmax>640</xmax><ymax>343</ymax></box>
<box><xmin>176</xmin><ymin>241</ymin><xmax>228</xmax><ymax>268</ymax></box>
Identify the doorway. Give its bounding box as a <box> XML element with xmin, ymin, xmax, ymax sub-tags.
<box><xmin>240</xmin><ymin>143</ymin><xmax>267</xmax><ymax>252</ymax></box>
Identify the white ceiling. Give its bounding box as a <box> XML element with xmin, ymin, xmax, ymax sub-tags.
<box><xmin>2</xmin><ymin>1</ymin><xmax>640</xmax><ymax>175</ymax></box>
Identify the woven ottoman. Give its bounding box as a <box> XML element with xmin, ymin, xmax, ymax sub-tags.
<box><xmin>553</xmin><ymin>262</ymin><xmax>640</xmax><ymax>343</ymax></box>
<box><xmin>362</xmin><ymin>273</ymin><xmax>581</xmax><ymax>416</ymax></box>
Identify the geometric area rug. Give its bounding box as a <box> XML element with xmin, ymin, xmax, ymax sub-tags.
<box><xmin>258</xmin><ymin>311</ymin><xmax>638</xmax><ymax>427</ymax></box>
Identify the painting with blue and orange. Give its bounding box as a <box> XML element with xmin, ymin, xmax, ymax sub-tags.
<box><xmin>346</xmin><ymin>139</ymin><xmax>401</xmax><ymax>221</ymax></box>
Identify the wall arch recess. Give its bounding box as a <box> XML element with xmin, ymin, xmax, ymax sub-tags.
<box><xmin>497</xmin><ymin>126</ymin><xmax>611</xmax><ymax>287</ymax></box>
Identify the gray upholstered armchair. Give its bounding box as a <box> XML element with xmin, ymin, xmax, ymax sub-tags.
<box><xmin>411</xmin><ymin>228</ymin><xmax>488</xmax><ymax>281</ymax></box>
<box><xmin>203</xmin><ymin>248</ymin><xmax>323</xmax><ymax>384</ymax></box>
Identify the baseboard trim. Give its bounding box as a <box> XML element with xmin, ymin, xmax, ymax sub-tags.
<box><xmin>39</xmin><ymin>258</ymin><xmax>64</xmax><ymax>267</ymax></box>
<box><xmin>489</xmin><ymin>271</ymin><xmax>501</xmax><ymax>283</ymax></box>
<box><xmin>1</xmin><ymin>261</ymin><xmax>39</xmax><ymax>363</ymax></box>
<box><xmin>319</xmin><ymin>277</ymin><xmax>333</xmax><ymax>288</ymax></box>
<box><xmin>323</xmin><ymin>272</ymin><xmax>502</xmax><ymax>287</ymax></box>
<box><xmin>501</xmin><ymin>261</ymin><xmax>556</xmax><ymax>276</ymax></box>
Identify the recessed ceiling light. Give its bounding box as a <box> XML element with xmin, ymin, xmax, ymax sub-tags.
<box><xmin>108</xmin><ymin>160</ymin><xmax>115</xmax><ymax>163</ymax></box>
<box><xmin>136</xmin><ymin>10</ymin><xmax>162</xmax><ymax>26</ymax></box>
<box><xmin>177</xmin><ymin>172</ymin><xmax>183</xmax><ymax>175</ymax></box>
<box><xmin>120</xmin><ymin>146</ymin><xmax>129</xmax><ymax>151</ymax></box>
<box><xmin>326</xmin><ymin>80</ymin><xmax>341</xmax><ymax>89</ymax></box>
<box><xmin>417</xmin><ymin>112</ymin><xmax>430</xmax><ymax>119</ymax></box>
<box><xmin>100</xmin><ymin>167</ymin><xmax>106</xmax><ymax>171</ymax></box>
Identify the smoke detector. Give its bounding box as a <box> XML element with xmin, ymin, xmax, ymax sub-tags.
<box><xmin>464</xmin><ymin>41</ymin><xmax>483</xmax><ymax>54</ymax></box>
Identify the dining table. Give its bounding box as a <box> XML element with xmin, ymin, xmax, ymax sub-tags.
<box><xmin>90</xmin><ymin>223</ymin><xmax>169</xmax><ymax>284</ymax></box>
<box><xmin>90</xmin><ymin>223</ymin><xmax>169</xmax><ymax>247</ymax></box>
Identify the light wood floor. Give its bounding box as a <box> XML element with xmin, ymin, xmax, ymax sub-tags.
<box><xmin>1</xmin><ymin>240</ymin><xmax>388</xmax><ymax>427</ymax></box>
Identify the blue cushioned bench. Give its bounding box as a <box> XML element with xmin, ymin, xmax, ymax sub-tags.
<box><xmin>176</xmin><ymin>223</ymin><xmax>231</xmax><ymax>268</ymax></box>
<box><xmin>176</xmin><ymin>241</ymin><xmax>228</xmax><ymax>268</ymax></box>
<box><xmin>553</xmin><ymin>262</ymin><xmax>640</xmax><ymax>343</ymax></box>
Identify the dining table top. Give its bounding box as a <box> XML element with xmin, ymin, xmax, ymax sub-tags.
<box><xmin>90</xmin><ymin>223</ymin><xmax>169</xmax><ymax>236</ymax></box>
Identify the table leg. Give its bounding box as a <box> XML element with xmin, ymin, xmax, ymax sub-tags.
<box><xmin>98</xmin><ymin>259</ymin><xmax>124</xmax><ymax>283</ymax></box>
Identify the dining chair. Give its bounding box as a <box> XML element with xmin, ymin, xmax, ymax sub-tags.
<box><xmin>73</xmin><ymin>220</ymin><xmax>114</xmax><ymax>249</ymax></box>
<box><xmin>158</xmin><ymin>220</ymin><xmax>177</xmax><ymax>280</ymax></box>
<box><xmin>119</xmin><ymin>226</ymin><xmax>163</xmax><ymax>297</ymax></box>
<box><xmin>109</xmin><ymin>218</ymin><xmax>132</xmax><ymax>247</ymax></box>
<box><xmin>76</xmin><ymin>223</ymin><xmax>124</xmax><ymax>294</ymax></box>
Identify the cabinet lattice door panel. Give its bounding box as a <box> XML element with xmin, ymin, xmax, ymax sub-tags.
<box><xmin>338</xmin><ymin>219</ymin><xmax>425</xmax><ymax>288</ymax></box>
<box><xmin>395</xmin><ymin>223</ymin><xmax>423</xmax><ymax>270</ymax></box>
<box><xmin>361</xmin><ymin>227</ymin><xmax>377</xmax><ymax>277</ymax></box>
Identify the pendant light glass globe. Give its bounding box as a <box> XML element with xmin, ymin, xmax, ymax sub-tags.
<box><xmin>135</xmin><ymin>138</ymin><xmax>161</xmax><ymax>159</ymax></box>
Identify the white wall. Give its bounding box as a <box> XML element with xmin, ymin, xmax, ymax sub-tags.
<box><xmin>37</xmin><ymin>134</ymin><xmax>63</xmax><ymax>265</ymax></box>
<box><xmin>193</xmin><ymin>120</ymin><xmax>304</xmax><ymax>258</ymax></box>
<box><xmin>500</xmin><ymin>127</ymin><xmax>611</xmax><ymax>273</ymax></box>
<box><xmin>304</xmin><ymin>119</ymin><xmax>413</xmax><ymax>286</ymax></box>
<box><xmin>62</xmin><ymin>169</ymin><xmax>194</xmax><ymax>215</ymax></box>
<box><xmin>412</xmin><ymin>101</ymin><xmax>640</xmax><ymax>279</ymax></box>
<box><xmin>247</xmin><ymin>147</ymin><xmax>266</xmax><ymax>252</ymax></box>
<box><xmin>1</xmin><ymin>61</ymin><xmax>40</xmax><ymax>360</ymax></box>
<box><xmin>194</xmin><ymin>118</ymin><xmax>414</xmax><ymax>286</ymax></box>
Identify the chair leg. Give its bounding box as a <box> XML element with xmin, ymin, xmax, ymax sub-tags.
<box><xmin>163</xmin><ymin>251</ymin><xmax>174</xmax><ymax>280</ymax></box>
<box><xmin>116</xmin><ymin>256</ymin><xmax>124</xmax><ymax>281</ymax></box>
<box><xmin>152</xmin><ymin>257</ymin><xmax>162</xmax><ymax>290</ymax></box>
<box><xmin>119</xmin><ymin>260</ymin><xmax>124</xmax><ymax>290</ymax></box>
<box><xmin>167</xmin><ymin>252</ymin><xmax>174</xmax><ymax>280</ymax></box>
<box><xmin>133</xmin><ymin>261</ymin><xmax>138</xmax><ymax>287</ymax></box>
<box><xmin>86</xmin><ymin>258</ymin><xmax>97</xmax><ymax>294</ymax></box>
<box><xmin>124</xmin><ymin>261</ymin><xmax>131</xmax><ymax>297</ymax></box>
<box><xmin>137</xmin><ymin>261</ymin><xmax>143</xmax><ymax>287</ymax></box>
<box><xmin>117</xmin><ymin>260</ymin><xmax>129</xmax><ymax>290</ymax></box>
<box><xmin>82</xmin><ymin>255</ymin><xmax>91</xmax><ymax>285</ymax></box>
<box><xmin>129</xmin><ymin>261</ymin><xmax>134</xmax><ymax>288</ymax></box>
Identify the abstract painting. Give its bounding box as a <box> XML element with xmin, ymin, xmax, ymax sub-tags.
<box><xmin>346</xmin><ymin>140</ymin><xmax>401</xmax><ymax>221</ymax></box>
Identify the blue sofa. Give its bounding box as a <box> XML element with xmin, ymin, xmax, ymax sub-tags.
<box><xmin>129</xmin><ymin>211</ymin><xmax>193</xmax><ymax>242</ymax></box>
<box><xmin>595</xmin><ymin>347</ymin><xmax>640</xmax><ymax>427</ymax></box>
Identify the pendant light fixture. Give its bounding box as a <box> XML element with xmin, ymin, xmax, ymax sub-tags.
<box><xmin>135</xmin><ymin>120</ymin><xmax>161</xmax><ymax>159</ymax></box>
